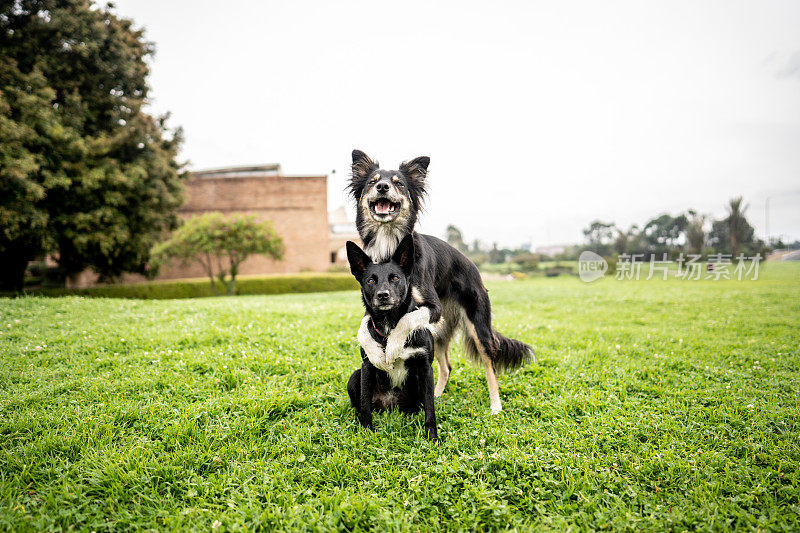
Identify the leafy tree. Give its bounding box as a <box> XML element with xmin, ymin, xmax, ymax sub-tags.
<box><xmin>627</xmin><ymin>225</ymin><xmax>645</xmax><ymax>255</ymax></box>
<box><xmin>582</xmin><ymin>220</ymin><xmax>617</xmax><ymax>255</ymax></box>
<box><xmin>150</xmin><ymin>213</ymin><xmax>284</xmax><ymax>296</ymax></box>
<box><xmin>612</xmin><ymin>225</ymin><xmax>643</xmax><ymax>256</ymax></box>
<box><xmin>642</xmin><ymin>214</ymin><xmax>688</xmax><ymax>256</ymax></box>
<box><xmin>686</xmin><ymin>210</ymin><xmax>707</xmax><ymax>255</ymax></box>
<box><xmin>0</xmin><ymin>62</ymin><xmax>72</xmax><ymax>289</ymax></box>
<box><xmin>612</xmin><ymin>228</ymin><xmax>629</xmax><ymax>255</ymax></box>
<box><xmin>708</xmin><ymin>220</ymin><xmax>729</xmax><ymax>253</ymax></box>
<box><xmin>0</xmin><ymin>0</ymin><xmax>184</xmax><ymax>290</ymax></box>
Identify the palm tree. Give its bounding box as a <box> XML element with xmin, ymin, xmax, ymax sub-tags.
<box><xmin>727</xmin><ymin>197</ymin><xmax>748</xmax><ymax>258</ymax></box>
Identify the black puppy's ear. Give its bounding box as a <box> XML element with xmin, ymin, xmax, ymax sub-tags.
<box><xmin>348</xmin><ymin>150</ymin><xmax>379</xmax><ymax>199</ymax></box>
<box><xmin>392</xmin><ymin>234</ymin><xmax>415</xmax><ymax>276</ymax></box>
<box><xmin>346</xmin><ymin>241</ymin><xmax>372</xmax><ymax>279</ymax></box>
<box><xmin>399</xmin><ymin>156</ymin><xmax>430</xmax><ymax>187</ymax></box>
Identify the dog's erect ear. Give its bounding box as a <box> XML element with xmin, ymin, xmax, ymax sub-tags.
<box><xmin>346</xmin><ymin>241</ymin><xmax>372</xmax><ymax>279</ymax></box>
<box><xmin>391</xmin><ymin>234</ymin><xmax>415</xmax><ymax>276</ymax></box>
<box><xmin>399</xmin><ymin>156</ymin><xmax>429</xmax><ymax>187</ymax></box>
<box><xmin>348</xmin><ymin>150</ymin><xmax>379</xmax><ymax>199</ymax></box>
<box><xmin>352</xmin><ymin>150</ymin><xmax>378</xmax><ymax>177</ymax></box>
<box><xmin>399</xmin><ymin>156</ymin><xmax>429</xmax><ymax>209</ymax></box>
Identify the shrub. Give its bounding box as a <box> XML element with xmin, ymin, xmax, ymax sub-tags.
<box><xmin>513</xmin><ymin>253</ymin><xmax>540</xmax><ymax>271</ymax></box>
<box><xmin>5</xmin><ymin>273</ymin><xmax>358</xmax><ymax>300</ymax></box>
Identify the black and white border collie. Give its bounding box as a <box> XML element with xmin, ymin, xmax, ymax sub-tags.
<box><xmin>346</xmin><ymin>235</ymin><xmax>438</xmax><ymax>441</ymax></box>
<box><xmin>347</xmin><ymin>150</ymin><xmax>534</xmax><ymax>414</ymax></box>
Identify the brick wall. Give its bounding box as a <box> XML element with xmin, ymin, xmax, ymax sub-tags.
<box><xmin>155</xmin><ymin>173</ymin><xmax>330</xmax><ymax>280</ymax></box>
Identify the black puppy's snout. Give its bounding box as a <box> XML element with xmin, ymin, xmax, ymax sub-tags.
<box><xmin>376</xmin><ymin>290</ymin><xmax>390</xmax><ymax>300</ymax></box>
<box><xmin>375</xmin><ymin>182</ymin><xmax>390</xmax><ymax>194</ymax></box>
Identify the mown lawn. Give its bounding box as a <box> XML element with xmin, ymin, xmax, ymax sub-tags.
<box><xmin>1</xmin><ymin>264</ymin><xmax>798</xmax><ymax>531</ymax></box>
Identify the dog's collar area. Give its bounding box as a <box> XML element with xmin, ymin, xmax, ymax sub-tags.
<box><xmin>370</xmin><ymin>318</ymin><xmax>387</xmax><ymax>338</ymax></box>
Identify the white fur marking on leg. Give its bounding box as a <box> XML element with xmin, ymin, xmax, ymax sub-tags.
<box><xmin>398</xmin><ymin>346</ymin><xmax>427</xmax><ymax>360</ymax></box>
<box><xmin>384</xmin><ymin>307</ymin><xmax>431</xmax><ymax>364</ymax></box>
<box><xmin>411</xmin><ymin>286</ymin><xmax>424</xmax><ymax>304</ymax></box>
<box><xmin>466</xmin><ymin>319</ymin><xmax>502</xmax><ymax>413</ymax></box>
<box><xmin>433</xmin><ymin>342</ymin><xmax>450</xmax><ymax>397</ymax></box>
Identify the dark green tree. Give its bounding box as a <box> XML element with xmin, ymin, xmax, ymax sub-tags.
<box><xmin>0</xmin><ymin>62</ymin><xmax>72</xmax><ymax>289</ymax></box>
<box><xmin>0</xmin><ymin>0</ymin><xmax>184</xmax><ymax>290</ymax></box>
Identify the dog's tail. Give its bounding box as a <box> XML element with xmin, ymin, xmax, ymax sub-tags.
<box><xmin>464</xmin><ymin>328</ymin><xmax>535</xmax><ymax>372</ymax></box>
<box><xmin>460</xmin><ymin>288</ymin><xmax>535</xmax><ymax>373</ymax></box>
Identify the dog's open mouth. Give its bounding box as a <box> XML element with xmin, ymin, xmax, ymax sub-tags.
<box><xmin>370</xmin><ymin>199</ymin><xmax>400</xmax><ymax>217</ymax></box>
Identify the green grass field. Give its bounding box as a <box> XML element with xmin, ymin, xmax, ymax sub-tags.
<box><xmin>1</xmin><ymin>264</ymin><xmax>799</xmax><ymax>531</ymax></box>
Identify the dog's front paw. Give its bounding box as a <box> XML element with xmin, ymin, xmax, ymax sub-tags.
<box><xmin>375</xmin><ymin>360</ymin><xmax>394</xmax><ymax>372</ymax></box>
<box><xmin>425</xmin><ymin>425</ymin><xmax>438</xmax><ymax>442</ymax></box>
<box><xmin>384</xmin><ymin>333</ymin><xmax>405</xmax><ymax>366</ymax></box>
<box><xmin>365</xmin><ymin>348</ymin><xmax>391</xmax><ymax>371</ymax></box>
<box><xmin>383</xmin><ymin>353</ymin><xmax>397</xmax><ymax>368</ymax></box>
<box><xmin>358</xmin><ymin>413</ymin><xmax>373</xmax><ymax>429</ymax></box>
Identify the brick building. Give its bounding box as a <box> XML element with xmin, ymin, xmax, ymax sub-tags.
<box><xmin>66</xmin><ymin>164</ymin><xmax>330</xmax><ymax>287</ymax></box>
<box><xmin>157</xmin><ymin>164</ymin><xmax>330</xmax><ymax>279</ymax></box>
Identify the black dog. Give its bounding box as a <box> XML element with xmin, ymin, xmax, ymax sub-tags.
<box><xmin>348</xmin><ymin>149</ymin><xmax>534</xmax><ymax>413</ymax></box>
<box><xmin>346</xmin><ymin>235</ymin><xmax>438</xmax><ymax>441</ymax></box>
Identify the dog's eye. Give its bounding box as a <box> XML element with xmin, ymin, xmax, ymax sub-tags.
<box><xmin>389</xmin><ymin>275</ymin><xmax>399</xmax><ymax>282</ymax></box>
<box><xmin>367</xmin><ymin>278</ymin><xmax>375</xmax><ymax>284</ymax></box>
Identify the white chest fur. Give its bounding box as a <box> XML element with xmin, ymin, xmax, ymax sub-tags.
<box><xmin>364</xmin><ymin>226</ymin><xmax>403</xmax><ymax>262</ymax></box>
<box><xmin>385</xmin><ymin>360</ymin><xmax>409</xmax><ymax>388</ymax></box>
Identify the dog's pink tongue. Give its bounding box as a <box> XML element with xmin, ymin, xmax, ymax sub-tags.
<box><xmin>375</xmin><ymin>201</ymin><xmax>390</xmax><ymax>214</ymax></box>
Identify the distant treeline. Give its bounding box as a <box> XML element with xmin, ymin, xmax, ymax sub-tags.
<box><xmin>446</xmin><ymin>197</ymin><xmax>795</xmax><ymax>270</ymax></box>
<box><xmin>577</xmin><ymin>197</ymin><xmax>775</xmax><ymax>260</ymax></box>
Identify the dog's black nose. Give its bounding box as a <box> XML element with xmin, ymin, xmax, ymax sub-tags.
<box><xmin>376</xmin><ymin>290</ymin><xmax>390</xmax><ymax>300</ymax></box>
<box><xmin>375</xmin><ymin>182</ymin><xmax>390</xmax><ymax>194</ymax></box>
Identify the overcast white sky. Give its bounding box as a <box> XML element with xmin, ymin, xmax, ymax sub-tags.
<box><xmin>114</xmin><ymin>0</ymin><xmax>800</xmax><ymax>248</ymax></box>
